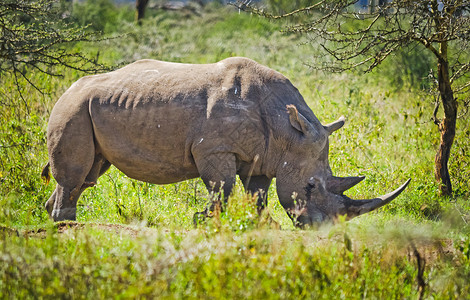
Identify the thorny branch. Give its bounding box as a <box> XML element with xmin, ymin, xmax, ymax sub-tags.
<box><xmin>410</xmin><ymin>242</ymin><xmax>427</xmax><ymax>300</ymax></box>
<box><xmin>234</xmin><ymin>0</ymin><xmax>470</xmax><ymax>116</ymax></box>
<box><xmin>0</xmin><ymin>0</ymin><xmax>112</xmax><ymax>100</ymax></box>
<box><xmin>234</xmin><ymin>0</ymin><xmax>470</xmax><ymax>196</ymax></box>
<box><xmin>234</xmin><ymin>1</ymin><xmax>470</xmax><ymax>75</ymax></box>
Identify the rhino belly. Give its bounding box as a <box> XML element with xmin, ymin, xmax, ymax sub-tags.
<box><xmin>89</xmin><ymin>101</ymin><xmax>201</xmax><ymax>184</ymax></box>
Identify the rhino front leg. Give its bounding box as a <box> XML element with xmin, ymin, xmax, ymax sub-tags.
<box><xmin>240</xmin><ymin>175</ymin><xmax>272</xmax><ymax>214</ymax></box>
<box><xmin>192</xmin><ymin>152</ymin><xmax>237</xmax><ymax>225</ymax></box>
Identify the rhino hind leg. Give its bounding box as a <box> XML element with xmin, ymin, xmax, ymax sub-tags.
<box><xmin>82</xmin><ymin>154</ymin><xmax>111</xmax><ymax>188</ymax></box>
<box><xmin>240</xmin><ymin>175</ymin><xmax>272</xmax><ymax>214</ymax></box>
<box><xmin>47</xmin><ymin>154</ymin><xmax>110</xmax><ymax>221</ymax></box>
<box><xmin>45</xmin><ymin>189</ymin><xmax>56</xmax><ymax>217</ymax></box>
<box><xmin>192</xmin><ymin>152</ymin><xmax>237</xmax><ymax>226</ymax></box>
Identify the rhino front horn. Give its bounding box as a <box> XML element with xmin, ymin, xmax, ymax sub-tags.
<box><xmin>344</xmin><ymin>179</ymin><xmax>411</xmax><ymax>217</ymax></box>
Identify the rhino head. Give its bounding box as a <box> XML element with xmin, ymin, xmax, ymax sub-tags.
<box><xmin>275</xmin><ymin>105</ymin><xmax>410</xmax><ymax>227</ymax></box>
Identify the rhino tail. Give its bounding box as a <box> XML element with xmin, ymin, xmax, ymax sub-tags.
<box><xmin>41</xmin><ymin>162</ymin><xmax>51</xmax><ymax>185</ymax></box>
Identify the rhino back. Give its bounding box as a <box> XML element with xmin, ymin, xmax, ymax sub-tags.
<box><xmin>54</xmin><ymin>57</ymin><xmax>314</xmax><ymax>183</ymax></box>
<box><xmin>80</xmin><ymin>58</ymin><xmax>275</xmax><ymax>183</ymax></box>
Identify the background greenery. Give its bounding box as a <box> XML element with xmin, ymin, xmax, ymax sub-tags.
<box><xmin>1</xmin><ymin>1</ymin><xmax>469</xmax><ymax>298</ymax></box>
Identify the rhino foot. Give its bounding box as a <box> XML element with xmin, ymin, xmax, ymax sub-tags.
<box><xmin>193</xmin><ymin>211</ymin><xmax>209</xmax><ymax>228</ymax></box>
<box><xmin>52</xmin><ymin>208</ymin><xmax>77</xmax><ymax>222</ymax></box>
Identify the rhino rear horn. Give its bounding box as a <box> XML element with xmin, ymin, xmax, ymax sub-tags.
<box><xmin>324</xmin><ymin>116</ymin><xmax>345</xmax><ymax>135</ymax></box>
<box><xmin>327</xmin><ymin>175</ymin><xmax>365</xmax><ymax>195</ymax></box>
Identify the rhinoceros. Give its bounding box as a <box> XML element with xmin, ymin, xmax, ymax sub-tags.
<box><xmin>42</xmin><ymin>57</ymin><xmax>410</xmax><ymax>227</ymax></box>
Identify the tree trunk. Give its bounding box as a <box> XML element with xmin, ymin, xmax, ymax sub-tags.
<box><xmin>369</xmin><ymin>0</ymin><xmax>377</xmax><ymax>13</ymax></box>
<box><xmin>434</xmin><ymin>42</ymin><xmax>457</xmax><ymax>196</ymax></box>
<box><xmin>135</xmin><ymin>0</ymin><xmax>149</xmax><ymax>25</ymax></box>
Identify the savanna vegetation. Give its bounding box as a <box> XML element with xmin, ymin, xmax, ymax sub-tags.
<box><xmin>236</xmin><ymin>0</ymin><xmax>470</xmax><ymax>196</ymax></box>
<box><xmin>1</xmin><ymin>0</ymin><xmax>469</xmax><ymax>298</ymax></box>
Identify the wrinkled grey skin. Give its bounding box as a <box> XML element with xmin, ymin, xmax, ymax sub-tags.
<box><xmin>43</xmin><ymin>57</ymin><xmax>409</xmax><ymax>227</ymax></box>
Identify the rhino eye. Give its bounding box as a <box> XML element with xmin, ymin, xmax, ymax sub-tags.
<box><xmin>305</xmin><ymin>182</ymin><xmax>315</xmax><ymax>200</ymax></box>
<box><xmin>307</xmin><ymin>177</ymin><xmax>316</xmax><ymax>189</ymax></box>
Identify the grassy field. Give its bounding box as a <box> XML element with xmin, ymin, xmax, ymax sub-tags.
<box><xmin>1</xmin><ymin>2</ymin><xmax>469</xmax><ymax>298</ymax></box>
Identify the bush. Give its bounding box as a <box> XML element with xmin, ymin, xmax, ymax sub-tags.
<box><xmin>71</xmin><ymin>0</ymin><xmax>134</xmax><ymax>33</ymax></box>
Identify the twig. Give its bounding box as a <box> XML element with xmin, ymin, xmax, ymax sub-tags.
<box><xmin>410</xmin><ymin>242</ymin><xmax>427</xmax><ymax>300</ymax></box>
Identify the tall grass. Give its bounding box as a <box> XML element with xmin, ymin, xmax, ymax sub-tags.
<box><xmin>1</xmin><ymin>217</ymin><xmax>469</xmax><ymax>298</ymax></box>
<box><xmin>0</xmin><ymin>2</ymin><xmax>469</xmax><ymax>298</ymax></box>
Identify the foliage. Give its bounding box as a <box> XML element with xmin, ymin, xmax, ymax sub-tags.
<box><xmin>0</xmin><ymin>0</ymin><xmax>468</xmax><ymax>228</ymax></box>
<box><xmin>264</xmin><ymin>0</ymin><xmax>322</xmax><ymax>15</ymax></box>
<box><xmin>0</xmin><ymin>0</ymin><xmax>110</xmax><ymax>96</ymax></box>
<box><xmin>374</xmin><ymin>43</ymin><xmax>434</xmax><ymax>90</ymax></box>
<box><xmin>71</xmin><ymin>0</ymin><xmax>135</xmax><ymax>33</ymax></box>
<box><xmin>234</xmin><ymin>0</ymin><xmax>470</xmax><ymax>196</ymax></box>
<box><xmin>1</xmin><ymin>219</ymin><xmax>470</xmax><ymax>298</ymax></box>
<box><xmin>0</xmin><ymin>2</ymin><xmax>469</xmax><ymax>298</ymax></box>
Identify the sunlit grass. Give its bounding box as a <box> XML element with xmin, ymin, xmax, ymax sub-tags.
<box><xmin>0</xmin><ymin>2</ymin><xmax>469</xmax><ymax>298</ymax></box>
<box><xmin>1</xmin><ymin>209</ymin><xmax>469</xmax><ymax>298</ymax></box>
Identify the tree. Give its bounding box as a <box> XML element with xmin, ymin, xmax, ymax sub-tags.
<box><xmin>235</xmin><ymin>0</ymin><xmax>470</xmax><ymax>196</ymax></box>
<box><xmin>0</xmin><ymin>0</ymin><xmax>109</xmax><ymax>97</ymax></box>
<box><xmin>135</xmin><ymin>0</ymin><xmax>149</xmax><ymax>25</ymax></box>
<box><xmin>0</xmin><ymin>0</ymin><xmax>111</xmax><ymax>199</ymax></box>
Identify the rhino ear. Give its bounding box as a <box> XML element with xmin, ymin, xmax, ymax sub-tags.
<box><xmin>286</xmin><ymin>104</ymin><xmax>310</xmax><ymax>135</ymax></box>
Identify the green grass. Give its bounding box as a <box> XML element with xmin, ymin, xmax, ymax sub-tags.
<box><xmin>1</xmin><ymin>2</ymin><xmax>469</xmax><ymax>298</ymax></box>
<box><xmin>1</xmin><ymin>218</ymin><xmax>469</xmax><ymax>298</ymax></box>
